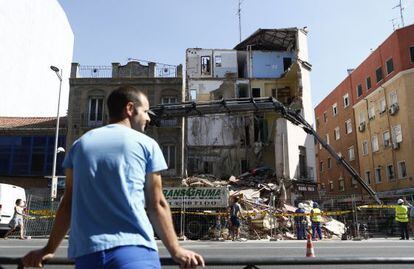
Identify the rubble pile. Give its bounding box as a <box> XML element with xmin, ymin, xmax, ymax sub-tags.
<box><xmin>182</xmin><ymin>170</ymin><xmax>346</xmax><ymax>241</ymax></box>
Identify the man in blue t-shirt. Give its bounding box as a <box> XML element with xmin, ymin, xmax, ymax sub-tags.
<box><xmin>22</xmin><ymin>86</ymin><xmax>205</xmax><ymax>269</ymax></box>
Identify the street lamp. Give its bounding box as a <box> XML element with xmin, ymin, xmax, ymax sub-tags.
<box><xmin>50</xmin><ymin>65</ymin><xmax>63</xmax><ymax>200</ymax></box>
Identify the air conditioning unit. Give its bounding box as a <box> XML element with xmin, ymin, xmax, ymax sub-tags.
<box><xmin>389</xmin><ymin>103</ymin><xmax>399</xmax><ymax>115</ymax></box>
<box><xmin>392</xmin><ymin>142</ymin><xmax>400</xmax><ymax>150</ymax></box>
<box><xmin>358</xmin><ymin>122</ymin><xmax>366</xmax><ymax>132</ymax></box>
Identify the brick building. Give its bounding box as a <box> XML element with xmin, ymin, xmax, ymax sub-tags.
<box><xmin>315</xmin><ymin>24</ymin><xmax>414</xmax><ymax>201</ymax></box>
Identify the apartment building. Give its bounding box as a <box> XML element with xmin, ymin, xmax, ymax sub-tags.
<box><xmin>67</xmin><ymin>61</ymin><xmax>184</xmax><ymax>183</ymax></box>
<box><xmin>314</xmin><ymin>76</ymin><xmax>361</xmax><ymax>196</ymax></box>
<box><xmin>185</xmin><ymin>28</ymin><xmax>316</xmax><ymax>186</ymax></box>
<box><xmin>315</xmin><ymin>24</ymin><xmax>414</xmax><ymax>200</ymax></box>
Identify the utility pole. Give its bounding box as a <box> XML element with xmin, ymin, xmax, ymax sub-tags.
<box><xmin>393</xmin><ymin>0</ymin><xmax>405</xmax><ymax>28</ymax></box>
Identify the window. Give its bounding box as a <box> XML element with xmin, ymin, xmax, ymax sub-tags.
<box><xmin>162</xmin><ymin>145</ymin><xmax>176</xmax><ymax>170</ymax></box>
<box><xmin>398</xmin><ymin>161</ymin><xmax>407</xmax><ymax>178</ymax></box>
<box><xmin>411</xmin><ymin>46</ymin><xmax>414</xmax><ymax>63</ymax></box>
<box><xmin>162</xmin><ymin>96</ymin><xmax>178</xmax><ymax>104</ymax></box>
<box><xmin>383</xmin><ymin>131</ymin><xmax>391</xmax><ymax>147</ymax></box>
<box><xmin>345</xmin><ymin>119</ymin><xmax>352</xmax><ymax>134</ymax></box>
<box><xmin>371</xmin><ymin>135</ymin><xmax>379</xmax><ymax>152</ymax></box>
<box><xmin>329</xmin><ymin>181</ymin><xmax>334</xmax><ymax>191</ymax></box>
<box><xmin>339</xmin><ymin>179</ymin><xmax>345</xmax><ymax>191</ymax></box>
<box><xmin>326</xmin><ymin>134</ymin><xmax>330</xmax><ymax>145</ymax></box>
<box><xmin>88</xmin><ymin>97</ymin><xmax>104</xmax><ymax>126</ymax></box>
<box><xmin>375</xmin><ymin>167</ymin><xmax>382</xmax><ymax>183</ymax></box>
<box><xmin>190</xmin><ymin>89</ymin><xmax>197</xmax><ymax>101</ymax></box>
<box><xmin>368</xmin><ymin>106</ymin><xmax>375</xmax><ymax>120</ymax></box>
<box><xmin>332</xmin><ymin>103</ymin><xmax>338</xmax><ymax>116</ymax></box>
<box><xmin>283</xmin><ymin>57</ymin><xmax>292</xmax><ymax>71</ymax></box>
<box><xmin>319</xmin><ymin>161</ymin><xmax>324</xmax><ymax>173</ymax></box>
<box><xmin>201</xmin><ymin>56</ymin><xmax>211</xmax><ymax>75</ymax></box>
<box><xmin>379</xmin><ymin>98</ymin><xmax>386</xmax><ymax>114</ymax></box>
<box><xmin>237</xmin><ymin>84</ymin><xmax>249</xmax><ymax>98</ymax></box>
<box><xmin>389</xmin><ymin>91</ymin><xmax>398</xmax><ymax>105</ymax></box>
<box><xmin>356</xmin><ymin>84</ymin><xmax>363</xmax><ymax>97</ymax></box>
<box><xmin>376</xmin><ymin>67</ymin><xmax>383</xmax><ymax>83</ymax></box>
<box><xmin>348</xmin><ymin>146</ymin><xmax>355</xmax><ymax>161</ymax></box>
<box><xmin>327</xmin><ymin>158</ymin><xmax>332</xmax><ymax>169</ymax></box>
<box><xmin>366</xmin><ymin>76</ymin><xmax>372</xmax><ymax>90</ymax></box>
<box><xmin>252</xmin><ymin>88</ymin><xmax>261</xmax><ymax>98</ymax></box>
<box><xmin>334</xmin><ymin>127</ymin><xmax>340</xmax><ymax>140</ymax></box>
<box><xmin>387</xmin><ymin>164</ymin><xmax>395</xmax><ymax>181</ymax></box>
<box><xmin>362</xmin><ymin>140</ymin><xmax>369</xmax><ymax>155</ymax></box>
<box><xmin>392</xmin><ymin>125</ymin><xmax>403</xmax><ymax>143</ymax></box>
<box><xmin>386</xmin><ymin>58</ymin><xmax>394</xmax><ymax>74</ymax></box>
<box><xmin>271</xmin><ymin>88</ymin><xmax>277</xmax><ymax>98</ymax></box>
<box><xmin>323</xmin><ymin>111</ymin><xmax>327</xmax><ymax>122</ymax></box>
<box><xmin>343</xmin><ymin>93</ymin><xmax>350</xmax><ymax>108</ymax></box>
<box><xmin>359</xmin><ymin>111</ymin><xmax>366</xmax><ymax>125</ymax></box>
<box><xmin>365</xmin><ymin>171</ymin><xmax>371</xmax><ymax>185</ymax></box>
<box><xmin>214</xmin><ymin>55</ymin><xmax>222</xmax><ymax>67</ymax></box>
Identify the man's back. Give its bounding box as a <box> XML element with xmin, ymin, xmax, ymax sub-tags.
<box><xmin>63</xmin><ymin>124</ymin><xmax>167</xmax><ymax>258</ymax></box>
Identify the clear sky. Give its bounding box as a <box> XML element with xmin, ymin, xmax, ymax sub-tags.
<box><xmin>58</xmin><ymin>0</ymin><xmax>413</xmax><ymax>107</ymax></box>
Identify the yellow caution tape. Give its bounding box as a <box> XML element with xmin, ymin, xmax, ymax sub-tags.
<box><xmin>357</xmin><ymin>204</ymin><xmax>395</xmax><ymax>209</ymax></box>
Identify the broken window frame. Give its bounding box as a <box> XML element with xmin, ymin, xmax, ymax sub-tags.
<box><xmin>201</xmin><ymin>56</ymin><xmax>211</xmax><ymax>75</ymax></box>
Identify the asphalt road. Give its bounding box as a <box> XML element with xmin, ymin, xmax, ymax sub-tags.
<box><xmin>1</xmin><ymin>238</ymin><xmax>414</xmax><ymax>268</ymax></box>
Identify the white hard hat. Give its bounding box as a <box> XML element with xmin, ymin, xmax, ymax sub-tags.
<box><xmin>298</xmin><ymin>203</ymin><xmax>304</xmax><ymax>209</ymax></box>
<box><xmin>397</xmin><ymin>199</ymin><xmax>404</xmax><ymax>204</ymax></box>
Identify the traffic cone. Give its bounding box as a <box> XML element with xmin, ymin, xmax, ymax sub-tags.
<box><xmin>306</xmin><ymin>233</ymin><xmax>315</xmax><ymax>257</ymax></box>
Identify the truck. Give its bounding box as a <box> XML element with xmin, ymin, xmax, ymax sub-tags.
<box><xmin>163</xmin><ymin>186</ymin><xmax>229</xmax><ymax>239</ymax></box>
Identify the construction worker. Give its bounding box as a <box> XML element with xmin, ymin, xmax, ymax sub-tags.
<box><xmin>294</xmin><ymin>203</ymin><xmax>306</xmax><ymax>240</ymax></box>
<box><xmin>395</xmin><ymin>198</ymin><xmax>409</xmax><ymax>240</ymax></box>
<box><xmin>311</xmin><ymin>202</ymin><xmax>323</xmax><ymax>240</ymax></box>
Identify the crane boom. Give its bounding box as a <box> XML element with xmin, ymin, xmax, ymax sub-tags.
<box><xmin>149</xmin><ymin>97</ymin><xmax>381</xmax><ymax>204</ymax></box>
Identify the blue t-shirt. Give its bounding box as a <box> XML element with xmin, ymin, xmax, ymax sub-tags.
<box><xmin>62</xmin><ymin>124</ymin><xmax>168</xmax><ymax>259</ymax></box>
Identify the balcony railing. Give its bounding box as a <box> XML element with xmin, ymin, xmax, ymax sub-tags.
<box><xmin>78</xmin><ymin>65</ymin><xmax>113</xmax><ymax>78</ymax></box>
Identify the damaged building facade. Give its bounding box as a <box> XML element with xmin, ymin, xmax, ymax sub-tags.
<box><xmin>185</xmin><ymin>28</ymin><xmax>316</xmax><ymax>189</ymax></box>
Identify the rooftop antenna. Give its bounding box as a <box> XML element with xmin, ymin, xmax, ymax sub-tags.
<box><xmin>393</xmin><ymin>0</ymin><xmax>405</xmax><ymax>28</ymax></box>
<box><xmin>390</xmin><ymin>18</ymin><xmax>398</xmax><ymax>30</ymax></box>
<box><xmin>236</xmin><ymin>0</ymin><xmax>245</xmax><ymax>42</ymax></box>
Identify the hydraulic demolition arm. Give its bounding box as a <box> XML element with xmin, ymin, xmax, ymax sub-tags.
<box><xmin>149</xmin><ymin>97</ymin><xmax>381</xmax><ymax>204</ymax></box>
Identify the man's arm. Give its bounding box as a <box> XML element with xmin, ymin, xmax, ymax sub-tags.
<box><xmin>145</xmin><ymin>172</ymin><xmax>204</xmax><ymax>268</ymax></box>
<box><xmin>22</xmin><ymin>169</ymin><xmax>73</xmax><ymax>268</ymax></box>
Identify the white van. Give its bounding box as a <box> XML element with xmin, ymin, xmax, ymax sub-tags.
<box><xmin>0</xmin><ymin>183</ymin><xmax>26</xmax><ymax>236</ymax></box>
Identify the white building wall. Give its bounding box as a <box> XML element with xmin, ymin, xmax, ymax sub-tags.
<box><xmin>296</xmin><ymin>29</ymin><xmax>316</xmax><ymax>181</ymax></box>
<box><xmin>0</xmin><ymin>0</ymin><xmax>74</xmax><ymax>117</ymax></box>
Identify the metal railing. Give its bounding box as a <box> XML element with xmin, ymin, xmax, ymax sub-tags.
<box><xmin>2</xmin><ymin>257</ymin><xmax>414</xmax><ymax>268</ymax></box>
<box><xmin>77</xmin><ymin>65</ymin><xmax>113</xmax><ymax>78</ymax></box>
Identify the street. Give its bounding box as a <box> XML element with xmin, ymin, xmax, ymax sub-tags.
<box><xmin>1</xmin><ymin>238</ymin><xmax>414</xmax><ymax>268</ymax></box>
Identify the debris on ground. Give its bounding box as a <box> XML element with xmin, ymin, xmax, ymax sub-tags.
<box><xmin>181</xmin><ymin>169</ymin><xmax>346</xmax><ymax>241</ymax></box>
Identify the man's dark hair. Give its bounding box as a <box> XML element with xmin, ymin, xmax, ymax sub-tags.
<box><xmin>15</xmin><ymin>199</ymin><xmax>22</xmax><ymax>205</ymax></box>
<box><xmin>107</xmin><ymin>85</ymin><xmax>145</xmax><ymax>121</ymax></box>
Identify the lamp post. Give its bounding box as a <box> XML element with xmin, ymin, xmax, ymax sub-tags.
<box><xmin>50</xmin><ymin>65</ymin><xmax>63</xmax><ymax>200</ymax></box>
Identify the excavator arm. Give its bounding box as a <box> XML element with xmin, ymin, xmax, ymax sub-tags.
<box><xmin>149</xmin><ymin>97</ymin><xmax>381</xmax><ymax>204</ymax></box>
